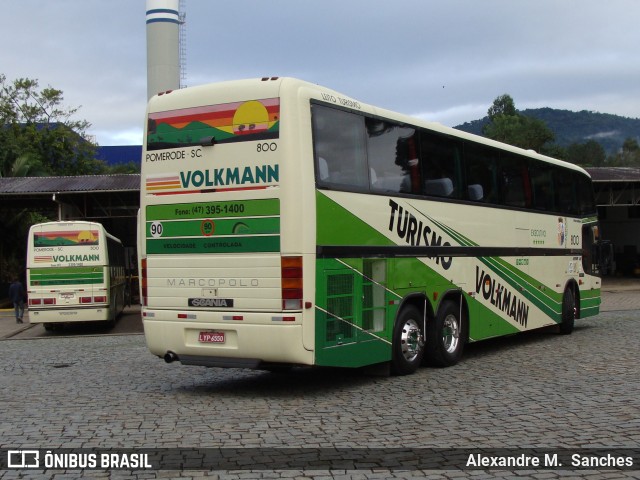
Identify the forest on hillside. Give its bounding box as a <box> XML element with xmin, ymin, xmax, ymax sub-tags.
<box><xmin>456</xmin><ymin>108</ymin><xmax>640</xmax><ymax>156</ymax></box>
<box><xmin>455</xmin><ymin>95</ymin><xmax>640</xmax><ymax>168</ymax></box>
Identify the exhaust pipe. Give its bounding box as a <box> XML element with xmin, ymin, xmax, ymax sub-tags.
<box><xmin>164</xmin><ymin>351</ymin><xmax>178</xmax><ymax>363</ymax></box>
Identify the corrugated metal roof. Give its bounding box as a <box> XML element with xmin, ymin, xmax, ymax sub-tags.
<box><xmin>586</xmin><ymin>167</ymin><xmax>640</xmax><ymax>182</ymax></box>
<box><xmin>0</xmin><ymin>174</ymin><xmax>140</xmax><ymax>194</ymax></box>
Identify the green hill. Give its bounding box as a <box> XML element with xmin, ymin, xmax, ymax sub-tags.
<box><xmin>455</xmin><ymin>109</ymin><xmax>640</xmax><ymax>154</ymax></box>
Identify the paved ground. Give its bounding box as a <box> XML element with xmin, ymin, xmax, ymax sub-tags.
<box><xmin>1</xmin><ymin>278</ymin><xmax>639</xmax><ymax>479</ymax></box>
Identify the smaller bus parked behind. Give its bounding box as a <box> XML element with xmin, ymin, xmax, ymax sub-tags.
<box><xmin>27</xmin><ymin>221</ymin><xmax>126</xmax><ymax>329</ymax></box>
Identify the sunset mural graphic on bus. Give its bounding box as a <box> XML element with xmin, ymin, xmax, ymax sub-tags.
<box><xmin>33</xmin><ymin>230</ymin><xmax>100</xmax><ymax>247</ymax></box>
<box><xmin>147</xmin><ymin>98</ymin><xmax>280</xmax><ymax>150</ymax></box>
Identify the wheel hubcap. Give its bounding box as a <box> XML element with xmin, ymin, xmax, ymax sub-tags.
<box><xmin>442</xmin><ymin>314</ymin><xmax>460</xmax><ymax>354</ymax></box>
<box><xmin>400</xmin><ymin>318</ymin><xmax>422</xmax><ymax>362</ymax></box>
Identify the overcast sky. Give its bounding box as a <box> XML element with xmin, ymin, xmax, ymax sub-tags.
<box><xmin>3</xmin><ymin>0</ymin><xmax>639</xmax><ymax>145</ymax></box>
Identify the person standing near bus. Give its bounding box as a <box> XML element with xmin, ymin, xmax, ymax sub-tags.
<box><xmin>9</xmin><ymin>277</ymin><xmax>26</xmax><ymax>324</ymax></box>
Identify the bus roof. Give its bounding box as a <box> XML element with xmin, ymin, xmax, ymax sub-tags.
<box><xmin>29</xmin><ymin>221</ymin><xmax>122</xmax><ymax>244</ymax></box>
<box><xmin>147</xmin><ymin>77</ymin><xmax>590</xmax><ymax>178</ymax></box>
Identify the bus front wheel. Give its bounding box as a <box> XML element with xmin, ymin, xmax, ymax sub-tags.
<box><xmin>391</xmin><ymin>305</ymin><xmax>425</xmax><ymax>375</ymax></box>
<box><xmin>559</xmin><ymin>287</ymin><xmax>576</xmax><ymax>335</ymax></box>
<box><xmin>424</xmin><ymin>300</ymin><xmax>465</xmax><ymax>367</ymax></box>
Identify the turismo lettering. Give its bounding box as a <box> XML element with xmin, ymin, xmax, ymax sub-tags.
<box><xmin>475</xmin><ymin>266</ymin><xmax>529</xmax><ymax>327</ymax></box>
<box><xmin>53</xmin><ymin>254</ymin><xmax>99</xmax><ymax>262</ymax></box>
<box><xmin>387</xmin><ymin>199</ymin><xmax>452</xmax><ymax>270</ymax></box>
<box><xmin>180</xmin><ymin>165</ymin><xmax>279</xmax><ymax>188</ymax></box>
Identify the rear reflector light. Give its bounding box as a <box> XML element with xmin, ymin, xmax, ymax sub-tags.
<box><xmin>29</xmin><ymin>299</ymin><xmax>42</xmax><ymax>306</ymax></box>
<box><xmin>43</xmin><ymin>298</ymin><xmax>56</xmax><ymax>305</ymax></box>
<box><xmin>80</xmin><ymin>297</ymin><xmax>92</xmax><ymax>304</ymax></box>
<box><xmin>281</xmin><ymin>256</ymin><xmax>303</xmax><ymax>310</ymax></box>
<box><xmin>272</xmin><ymin>316</ymin><xmax>296</xmax><ymax>322</ymax></box>
<box><xmin>94</xmin><ymin>296</ymin><xmax>107</xmax><ymax>303</ymax></box>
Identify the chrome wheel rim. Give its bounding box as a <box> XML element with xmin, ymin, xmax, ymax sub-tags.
<box><xmin>400</xmin><ymin>318</ymin><xmax>422</xmax><ymax>362</ymax></box>
<box><xmin>442</xmin><ymin>314</ymin><xmax>460</xmax><ymax>354</ymax></box>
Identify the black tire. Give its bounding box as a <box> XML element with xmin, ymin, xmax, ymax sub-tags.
<box><xmin>391</xmin><ymin>305</ymin><xmax>425</xmax><ymax>375</ymax></box>
<box><xmin>424</xmin><ymin>300</ymin><xmax>465</xmax><ymax>367</ymax></box>
<box><xmin>559</xmin><ymin>287</ymin><xmax>576</xmax><ymax>335</ymax></box>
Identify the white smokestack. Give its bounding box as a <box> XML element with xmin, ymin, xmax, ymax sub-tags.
<box><xmin>146</xmin><ymin>0</ymin><xmax>180</xmax><ymax>100</ymax></box>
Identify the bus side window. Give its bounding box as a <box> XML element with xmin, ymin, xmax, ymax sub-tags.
<box><xmin>577</xmin><ymin>173</ymin><xmax>596</xmax><ymax>216</ymax></box>
<box><xmin>312</xmin><ymin>104</ymin><xmax>368</xmax><ymax>190</ymax></box>
<box><xmin>464</xmin><ymin>143</ymin><xmax>499</xmax><ymax>203</ymax></box>
<box><xmin>554</xmin><ymin>167</ymin><xmax>579</xmax><ymax>215</ymax></box>
<box><xmin>499</xmin><ymin>154</ymin><xmax>531</xmax><ymax>208</ymax></box>
<box><xmin>420</xmin><ymin>131</ymin><xmax>463</xmax><ymax>199</ymax></box>
<box><xmin>530</xmin><ymin>163</ymin><xmax>555</xmax><ymax>211</ymax></box>
<box><xmin>366</xmin><ymin>118</ymin><xmax>419</xmax><ymax>194</ymax></box>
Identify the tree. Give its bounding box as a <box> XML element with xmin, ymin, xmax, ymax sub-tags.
<box><xmin>1</xmin><ymin>152</ymin><xmax>47</xmax><ymax>177</ymax></box>
<box><xmin>609</xmin><ymin>137</ymin><xmax>640</xmax><ymax>167</ymax></box>
<box><xmin>487</xmin><ymin>94</ymin><xmax>517</xmax><ymax>120</ymax></box>
<box><xmin>105</xmin><ymin>161</ymin><xmax>140</xmax><ymax>174</ymax></box>
<box><xmin>0</xmin><ymin>73</ymin><xmax>106</xmax><ymax>282</ymax></box>
<box><xmin>0</xmin><ymin>73</ymin><xmax>105</xmax><ymax>176</ymax></box>
<box><xmin>565</xmin><ymin>140</ymin><xmax>607</xmax><ymax>167</ymax></box>
<box><xmin>483</xmin><ymin>96</ymin><xmax>555</xmax><ymax>152</ymax></box>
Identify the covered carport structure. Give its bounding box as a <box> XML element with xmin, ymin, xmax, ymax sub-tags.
<box><xmin>0</xmin><ymin>174</ymin><xmax>140</xmax><ymax>272</ymax></box>
<box><xmin>587</xmin><ymin>167</ymin><xmax>640</xmax><ymax>276</ymax></box>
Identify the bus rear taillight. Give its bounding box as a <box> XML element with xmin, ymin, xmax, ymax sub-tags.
<box><xmin>43</xmin><ymin>298</ymin><xmax>56</xmax><ymax>305</ymax></box>
<box><xmin>141</xmin><ymin>258</ymin><xmax>148</xmax><ymax>306</ymax></box>
<box><xmin>29</xmin><ymin>298</ymin><xmax>42</xmax><ymax>306</ymax></box>
<box><xmin>281</xmin><ymin>256</ymin><xmax>303</xmax><ymax>310</ymax></box>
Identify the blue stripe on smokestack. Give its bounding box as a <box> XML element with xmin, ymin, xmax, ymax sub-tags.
<box><xmin>146</xmin><ymin>18</ymin><xmax>180</xmax><ymax>24</ymax></box>
<box><xmin>146</xmin><ymin>8</ymin><xmax>180</xmax><ymax>24</ymax></box>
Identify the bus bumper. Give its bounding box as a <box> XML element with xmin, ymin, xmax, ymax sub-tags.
<box><xmin>29</xmin><ymin>307</ymin><xmax>109</xmax><ymax>323</ymax></box>
<box><xmin>142</xmin><ymin>310</ymin><xmax>314</xmax><ymax>368</ymax></box>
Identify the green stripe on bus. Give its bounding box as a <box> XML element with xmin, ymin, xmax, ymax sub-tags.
<box><xmin>146</xmin><ymin>217</ymin><xmax>280</xmax><ymax>238</ymax></box>
<box><xmin>146</xmin><ymin>198</ymin><xmax>280</xmax><ymax>220</ymax></box>
<box><xmin>479</xmin><ymin>256</ymin><xmax>560</xmax><ymax>319</ymax></box>
<box><xmin>316</xmin><ymin>192</ymin><xmax>395</xmax><ymax>247</ymax></box>
<box><xmin>31</xmin><ymin>278</ymin><xmax>104</xmax><ymax>286</ymax></box>
<box><xmin>29</xmin><ymin>266</ymin><xmax>104</xmax><ymax>286</ymax></box>
<box><xmin>425</xmin><ymin>210</ymin><xmax>578</xmax><ymax>320</ymax></box>
<box><xmin>146</xmin><ymin>235</ymin><xmax>280</xmax><ymax>254</ymax></box>
<box><xmin>317</xmin><ymin>191</ymin><xmax>600</xmax><ymax>330</ymax></box>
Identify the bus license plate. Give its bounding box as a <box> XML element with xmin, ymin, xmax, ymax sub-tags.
<box><xmin>198</xmin><ymin>331</ymin><xmax>225</xmax><ymax>343</ymax></box>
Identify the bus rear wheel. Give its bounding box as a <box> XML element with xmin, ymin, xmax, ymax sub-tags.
<box><xmin>424</xmin><ymin>300</ymin><xmax>465</xmax><ymax>367</ymax></box>
<box><xmin>391</xmin><ymin>305</ymin><xmax>425</xmax><ymax>375</ymax></box>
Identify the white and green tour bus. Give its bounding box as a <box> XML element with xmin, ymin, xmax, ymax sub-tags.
<box><xmin>139</xmin><ymin>77</ymin><xmax>605</xmax><ymax>374</ymax></box>
<box><xmin>27</xmin><ymin>221</ymin><xmax>126</xmax><ymax>330</ymax></box>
